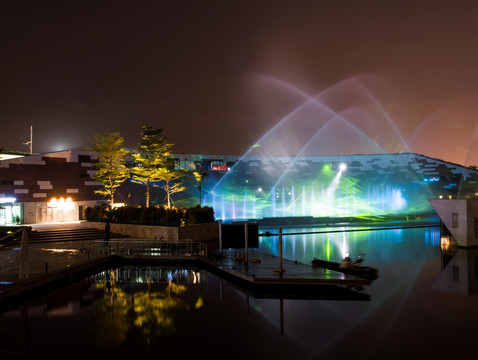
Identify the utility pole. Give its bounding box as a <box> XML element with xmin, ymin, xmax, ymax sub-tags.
<box><xmin>23</xmin><ymin>125</ymin><xmax>32</xmax><ymax>154</ymax></box>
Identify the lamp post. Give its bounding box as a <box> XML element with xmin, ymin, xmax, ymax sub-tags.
<box><xmin>23</xmin><ymin>125</ymin><xmax>32</xmax><ymax>154</ymax></box>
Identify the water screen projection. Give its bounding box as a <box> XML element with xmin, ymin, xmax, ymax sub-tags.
<box><xmin>202</xmin><ymin>77</ymin><xmax>478</xmax><ymax>221</ymax></box>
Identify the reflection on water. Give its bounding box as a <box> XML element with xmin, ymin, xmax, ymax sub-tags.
<box><xmin>90</xmin><ymin>267</ymin><xmax>205</xmax><ymax>349</ymax></box>
<box><xmin>434</xmin><ymin>246</ymin><xmax>478</xmax><ymax>295</ymax></box>
<box><xmin>2</xmin><ymin>226</ymin><xmax>478</xmax><ymax>359</ymax></box>
<box><xmin>259</xmin><ymin>226</ymin><xmax>441</xmax><ymax>264</ymax></box>
<box><xmin>0</xmin><ymin>266</ymin><xmax>207</xmax><ymax>357</ymax></box>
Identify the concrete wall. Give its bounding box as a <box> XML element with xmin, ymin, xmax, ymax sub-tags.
<box><xmin>429</xmin><ymin>199</ymin><xmax>478</xmax><ymax>247</ymax></box>
<box><xmin>82</xmin><ymin>221</ymin><xmax>219</xmax><ymax>242</ymax></box>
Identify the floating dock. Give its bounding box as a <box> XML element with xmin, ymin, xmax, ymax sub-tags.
<box><xmin>0</xmin><ymin>241</ymin><xmax>375</xmax><ymax>313</ymax></box>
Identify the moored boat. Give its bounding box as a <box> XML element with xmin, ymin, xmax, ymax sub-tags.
<box><xmin>312</xmin><ymin>257</ymin><xmax>379</xmax><ymax>281</ymax></box>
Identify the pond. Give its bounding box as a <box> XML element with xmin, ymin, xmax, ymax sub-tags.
<box><xmin>1</xmin><ymin>226</ymin><xmax>477</xmax><ymax>359</ymax></box>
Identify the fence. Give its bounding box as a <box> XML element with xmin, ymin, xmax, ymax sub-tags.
<box><xmin>86</xmin><ymin>239</ymin><xmax>208</xmax><ymax>259</ymax></box>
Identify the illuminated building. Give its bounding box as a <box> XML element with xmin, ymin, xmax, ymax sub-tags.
<box><xmin>0</xmin><ymin>150</ymin><xmax>102</xmax><ymax>224</ymax></box>
<box><xmin>1</xmin><ymin>150</ymin><xmax>478</xmax><ymax>225</ymax></box>
<box><xmin>165</xmin><ymin>153</ymin><xmax>478</xmax><ymax>222</ymax></box>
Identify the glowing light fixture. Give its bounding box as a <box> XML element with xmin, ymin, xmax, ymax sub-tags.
<box><xmin>339</xmin><ymin>163</ymin><xmax>347</xmax><ymax>171</ymax></box>
<box><xmin>0</xmin><ymin>197</ymin><xmax>16</xmax><ymax>204</ymax></box>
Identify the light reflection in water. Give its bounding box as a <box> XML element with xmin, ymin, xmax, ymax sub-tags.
<box><xmin>2</xmin><ymin>226</ymin><xmax>472</xmax><ymax>360</ymax></box>
<box><xmin>259</xmin><ymin>226</ymin><xmax>441</xmax><ymax>264</ymax></box>
<box><xmin>90</xmin><ymin>267</ymin><xmax>207</xmax><ymax>349</ymax></box>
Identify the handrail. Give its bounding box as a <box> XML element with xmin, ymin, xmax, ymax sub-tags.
<box><xmin>85</xmin><ymin>239</ymin><xmax>208</xmax><ymax>259</ymax></box>
<box><xmin>0</xmin><ymin>227</ymin><xmax>25</xmax><ymax>246</ymax></box>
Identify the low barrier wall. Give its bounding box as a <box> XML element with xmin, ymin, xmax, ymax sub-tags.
<box><xmin>82</xmin><ymin>221</ymin><xmax>219</xmax><ymax>242</ymax></box>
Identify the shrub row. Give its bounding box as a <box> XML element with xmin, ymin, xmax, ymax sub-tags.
<box><xmin>84</xmin><ymin>205</ymin><xmax>215</xmax><ymax>227</ymax></box>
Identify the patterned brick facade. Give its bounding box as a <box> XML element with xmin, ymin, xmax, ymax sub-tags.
<box><xmin>0</xmin><ymin>150</ymin><xmax>103</xmax><ymax>224</ymax></box>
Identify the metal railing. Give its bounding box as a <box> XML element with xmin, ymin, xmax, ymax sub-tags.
<box><xmin>86</xmin><ymin>239</ymin><xmax>207</xmax><ymax>259</ymax></box>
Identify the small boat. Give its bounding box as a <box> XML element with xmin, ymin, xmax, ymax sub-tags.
<box><xmin>311</xmin><ymin>256</ymin><xmax>379</xmax><ymax>281</ymax></box>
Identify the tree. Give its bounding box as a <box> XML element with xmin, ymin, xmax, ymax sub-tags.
<box><xmin>131</xmin><ymin>126</ymin><xmax>173</xmax><ymax>207</ymax></box>
<box><xmin>157</xmin><ymin>168</ymin><xmax>186</xmax><ymax>209</ymax></box>
<box><xmin>193</xmin><ymin>171</ymin><xmax>208</xmax><ymax>206</ymax></box>
<box><xmin>88</xmin><ymin>132</ymin><xmax>129</xmax><ymax>207</ymax></box>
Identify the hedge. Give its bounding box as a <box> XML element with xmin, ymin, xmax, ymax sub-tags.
<box><xmin>84</xmin><ymin>205</ymin><xmax>215</xmax><ymax>227</ymax></box>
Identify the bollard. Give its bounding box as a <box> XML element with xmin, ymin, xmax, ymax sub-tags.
<box><xmin>279</xmin><ymin>227</ymin><xmax>283</xmax><ymax>271</ymax></box>
<box><xmin>19</xmin><ymin>228</ymin><xmax>29</xmax><ymax>280</ymax></box>
<box><xmin>274</xmin><ymin>228</ymin><xmax>285</xmax><ymax>273</ymax></box>
<box><xmin>244</xmin><ymin>222</ymin><xmax>249</xmax><ymax>263</ymax></box>
<box><xmin>218</xmin><ymin>219</ymin><xmax>223</xmax><ymax>254</ymax></box>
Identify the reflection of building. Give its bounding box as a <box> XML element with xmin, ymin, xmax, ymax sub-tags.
<box><xmin>433</xmin><ymin>248</ymin><xmax>478</xmax><ymax>295</ymax></box>
<box><xmin>0</xmin><ymin>150</ymin><xmax>102</xmax><ymax>224</ymax></box>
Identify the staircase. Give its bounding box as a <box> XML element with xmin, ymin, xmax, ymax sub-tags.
<box><xmin>27</xmin><ymin>228</ymin><xmax>129</xmax><ymax>243</ymax></box>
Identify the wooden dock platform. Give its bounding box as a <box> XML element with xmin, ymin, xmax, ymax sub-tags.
<box><xmin>204</xmin><ymin>248</ymin><xmax>372</xmax><ymax>286</ymax></box>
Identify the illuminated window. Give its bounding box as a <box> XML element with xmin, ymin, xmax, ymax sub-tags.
<box><xmin>210</xmin><ymin>161</ymin><xmax>227</xmax><ymax>171</ymax></box>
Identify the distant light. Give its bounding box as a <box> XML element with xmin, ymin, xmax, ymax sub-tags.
<box><xmin>51</xmin><ymin>144</ymin><xmax>68</xmax><ymax>151</ymax></box>
<box><xmin>339</xmin><ymin>163</ymin><xmax>347</xmax><ymax>171</ymax></box>
<box><xmin>257</xmin><ymin>187</ymin><xmax>262</xmax><ymax>192</ymax></box>
<box><xmin>252</xmin><ymin>144</ymin><xmax>260</xmax><ymax>148</ymax></box>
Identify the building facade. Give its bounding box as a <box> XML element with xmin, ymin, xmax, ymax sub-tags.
<box><xmin>0</xmin><ymin>150</ymin><xmax>102</xmax><ymax>225</ymax></box>
<box><xmin>172</xmin><ymin>153</ymin><xmax>478</xmax><ymax>221</ymax></box>
<box><xmin>1</xmin><ymin>150</ymin><xmax>478</xmax><ymax>225</ymax></box>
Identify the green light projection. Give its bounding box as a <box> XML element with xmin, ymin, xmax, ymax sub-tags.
<box><xmin>204</xmin><ymin>164</ymin><xmax>412</xmax><ymax>221</ymax></box>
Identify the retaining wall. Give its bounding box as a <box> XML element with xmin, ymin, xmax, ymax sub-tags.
<box><xmin>82</xmin><ymin>221</ymin><xmax>219</xmax><ymax>242</ymax></box>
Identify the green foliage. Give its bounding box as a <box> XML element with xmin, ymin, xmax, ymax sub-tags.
<box><xmin>157</xmin><ymin>167</ymin><xmax>186</xmax><ymax>209</ymax></box>
<box><xmin>182</xmin><ymin>205</ymin><xmax>215</xmax><ymax>224</ymax></box>
<box><xmin>87</xmin><ymin>132</ymin><xmax>129</xmax><ymax>206</ymax></box>
<box><xmin>84</xmin><ymin>205</ymin><xmax>215</xmax><ymax>227</ymax></box>
<box><xmin>131</xmin><ymin>126</ymin><xmax>174</xmax><ymax>207</ymax></box>
<box><xmin>84</xmin><ymin>204</ymin><xmax>110</xmax><ymax>222</ymax></box>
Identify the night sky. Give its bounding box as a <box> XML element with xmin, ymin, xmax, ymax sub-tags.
<box><xmin>1</xmin><ymin>0</ymin><xmax>478</xmax><ymax>165</ymax></box>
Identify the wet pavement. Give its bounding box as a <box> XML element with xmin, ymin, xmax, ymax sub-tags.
<box><xmin>0</xmin><ymin>222</ymin><xmax>108</xmax><ymax>284</ymax></box>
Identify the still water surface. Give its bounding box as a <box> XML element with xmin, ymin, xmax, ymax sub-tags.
<box><xmin>1</xmin><ymin>226</ymin><xmax>477</xmax><ymax>359</ymax></box>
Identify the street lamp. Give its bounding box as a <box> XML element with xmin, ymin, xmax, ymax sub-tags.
<box><xmin>23</xmin><ymin>125</ymin><xmax>32</xmax><ymax>154</ymax></box>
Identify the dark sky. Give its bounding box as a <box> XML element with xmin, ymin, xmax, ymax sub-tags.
<box><xmin>1</xmin><ymin>0</ymin><xmax>478</xmax><ymax>165</ymax></box>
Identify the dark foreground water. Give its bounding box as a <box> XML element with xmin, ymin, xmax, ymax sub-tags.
<box><xmin>1</xmin><ymin>226</ymin><xmax>477</xmax><ymax>359</ymax></box>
